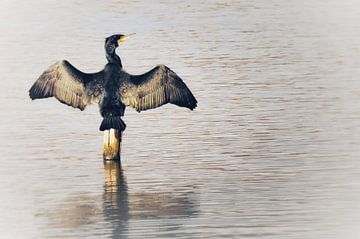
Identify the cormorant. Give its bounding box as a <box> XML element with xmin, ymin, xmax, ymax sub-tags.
<box><xmin>29</xmin><ymin>34</ymin><xmax>197</xmax><ymax>132</ymax></box>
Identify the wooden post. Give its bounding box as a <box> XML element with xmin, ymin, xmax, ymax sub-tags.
<box><xmin>103</xmin><ymin>129</ymin><xmax>122</xmax><ymax>161</ymax></box>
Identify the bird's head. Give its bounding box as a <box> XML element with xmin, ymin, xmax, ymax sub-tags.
<box><xmin>105</xmin><ymin>33</ymin><xmax>136</xmax><ymax>48</ymax></box>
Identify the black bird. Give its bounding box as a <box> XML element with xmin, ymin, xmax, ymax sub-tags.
<box><xmin>29</xmin><ymin>34</ymin><xmax>197</xmax><ymax>131</ymax></box>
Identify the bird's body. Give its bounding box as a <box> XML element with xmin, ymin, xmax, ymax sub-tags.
<box><xmin>29</xmin><ymin>34</ymin><xmax>197</xmax><ymax>132</ymax></box>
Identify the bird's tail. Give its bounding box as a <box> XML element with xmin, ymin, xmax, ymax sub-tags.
<box><xmin>100</xmin><ymin>117</ymin><xmax>126</xmax><ymax>131</ymax></box>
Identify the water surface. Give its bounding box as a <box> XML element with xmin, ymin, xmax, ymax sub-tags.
<box><xmin>1</xmin><ymin>0</ymin><xmax>360</xmax><ymax>238</ymax></box>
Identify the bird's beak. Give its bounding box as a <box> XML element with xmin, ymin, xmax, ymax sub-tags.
<box><xmin>118</xmin><ymin>33</ymin><xmax>136</xmax><ymax>44</ymax></box>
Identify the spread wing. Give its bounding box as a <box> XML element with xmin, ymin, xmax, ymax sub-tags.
<box><xmin>29</xmin><ymin>60</ymin><xmax>104</xmax><ymax>110</ymax></box>
<box><xmin>120</xmin><ymin>65</ymin><xmax>197</xmax><ymax>112</ymax></box>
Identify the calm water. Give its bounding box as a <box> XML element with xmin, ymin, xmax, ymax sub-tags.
<box><xmin>1</xmin><ymin>0</ymin><xmax>360</xmax><ymax>238</ymax></box>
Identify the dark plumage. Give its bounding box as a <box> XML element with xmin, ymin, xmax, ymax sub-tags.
<box><xmin>29</xmin><ymin>34</ymin><xmax>197</xmax><ymax>131</ymax></box>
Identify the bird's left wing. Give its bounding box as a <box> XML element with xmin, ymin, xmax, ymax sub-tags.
<box><xmin>120</xmin><ymin>64</ymin><xmax>197</xmax><ymax>112</ymax></box>
<box><xmin>29</xmin><ymin>60</ymin><xmax>104</xmax><ymax>110</ymax></box>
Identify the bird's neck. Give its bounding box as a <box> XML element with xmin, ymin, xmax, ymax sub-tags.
<box><xmin>106</xmin><ymin>46</ymin><xmax>122</xmax><ymax>68</ymax></box>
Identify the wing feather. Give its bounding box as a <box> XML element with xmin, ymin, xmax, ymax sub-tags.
<box><xmin>29</xmin><ymin>60</ymin><xmax>104</xmax><ymax>110</ymax></box>
<box><xmin>121</xmin><ymin>65</ymin><xmax>197</xmax><ymax>112</ymax></box>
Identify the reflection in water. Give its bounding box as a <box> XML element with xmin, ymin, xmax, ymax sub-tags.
<box><xmin>38</xmin><ymin>193</ymin><xmax>102</xmax><ymax>231</ymax></box>
<box><xmin>103</xmin><ymin>161</ymin><xmax>129</xmax><ymax>238</ymax></box>
<box><xmin>103</xmin><ymin>161</ymin><xmax>198</xmax><ymax>238</ymax></box>
<box><xmin>38</xmin><ymin>160</ymin><xmax>198</xmax><ymax>238</ymax></box>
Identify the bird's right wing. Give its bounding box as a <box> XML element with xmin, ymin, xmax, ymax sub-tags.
<box><xmin>120</xmin><ymin>65</ymin><xmax>197</xmax><ymax>112</ymax></box>
<box><xmin>29</xmin><ymin>60</ymin><xmax>104</xmax><ymax>110</ymax></box>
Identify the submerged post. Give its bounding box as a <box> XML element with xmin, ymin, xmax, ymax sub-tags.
<box><xmin>103</xmin><ymin>129</ymin><xmax>122</xmax><ymax>161</ymax></box>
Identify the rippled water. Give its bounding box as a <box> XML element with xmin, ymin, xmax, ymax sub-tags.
<box><xmin>1</xmin><ymin>0</ymin><xmax>360</xmax><ymax>238</ymax></box>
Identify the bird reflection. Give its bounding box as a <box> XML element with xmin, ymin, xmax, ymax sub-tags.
<box><xmin>38</xmin><ymin>160</ymin><xmax>198</xmax><ymax>238</ymax></box>
<box><xmin>103</xmin><ymin>160</ymin><xmax>129</xmax><ymax>238</ymax></box>
<box><xmin>103</xmin><ymin>161</ymin><xmax>198</xmax><ymax>238</ymax></box>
